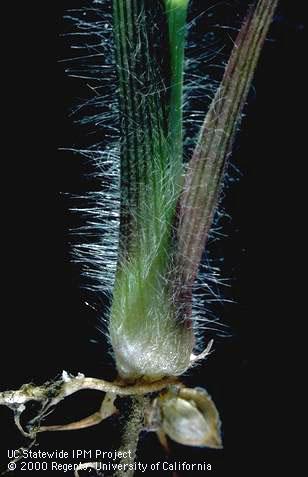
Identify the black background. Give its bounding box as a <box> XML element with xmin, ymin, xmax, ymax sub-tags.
<box><xmin>0</xmin><ymin>1</ymin><xmax>304</xmax><ymax>476</ymax></box>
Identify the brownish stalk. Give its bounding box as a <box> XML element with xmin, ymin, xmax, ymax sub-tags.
<box><xmin>174</xmin><ymin>0</ymin><xmax>278</xmax><ymax>314</ymax></box>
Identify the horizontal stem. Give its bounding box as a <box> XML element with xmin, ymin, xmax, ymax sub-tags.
<box><xmin>0</xmin><ymin>374</ymin><xmax>178</xmax><ymax>409</ymax></box>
